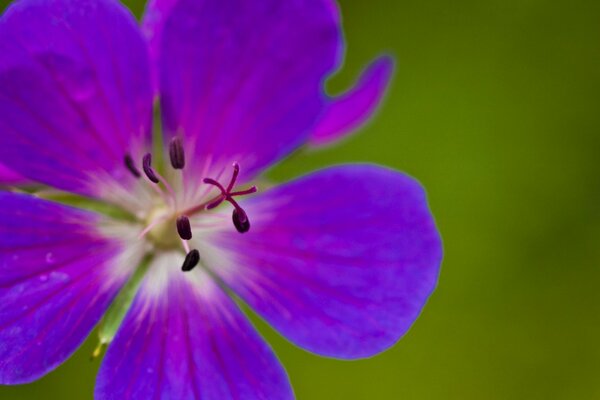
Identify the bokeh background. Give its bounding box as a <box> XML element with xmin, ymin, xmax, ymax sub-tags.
<box><xmin>1</xmin><ymin>0</ymin><xmax>599</xmax><ymax>399</ymax></box>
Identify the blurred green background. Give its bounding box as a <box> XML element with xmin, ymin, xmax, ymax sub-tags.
<box><xmin>1</xmin><ymin>0</ymin><xmax>599</xmax><ymax>398</ymax></box>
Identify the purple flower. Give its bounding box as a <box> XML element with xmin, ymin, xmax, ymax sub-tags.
<box><xmin>0</xmin><ymin>163</ymin><xmax>24</xmax><ymax>184</ymax></box>
<box><xmin>0</xmin><ymin>0</ymin><xmax>442</xmax><ymax>398</ymax></box>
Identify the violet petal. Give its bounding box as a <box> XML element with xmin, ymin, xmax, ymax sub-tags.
<box><xmin>0</xmin><ymin>192</ymin><xmax>140</xmax><ymax>384</ymax></box>
<box><xmin>310</xmin><ymin>56</ymin><xmax>395</xmax><ymax>147</ymax></box>
<box><xmin>157</xmin><ymin>0</ymin><xmax>342</xmax><ymax>182</ymax></box>
<box><xmin>205</xmin><ymin>165</ymin><xmax>443</xmax><ymax>359</ymax></box>
<box><xmin>141</xmin><ymin>0</ymin><xmax>178</xmax><ymax>91</ymax></box>
<box><xmin>95</xmin><ymin>258</ymin><xmax>293</xmax><ymax>399</ymax></box>
<box><xmin>0</xmin><ymin>163</ymin><xmax>26</xmax><ymax>185</ymax></box>
<box><xmin>0</xmin><ymin>0</ymin><xmax>153</xmax><ymax>198</ymax></box>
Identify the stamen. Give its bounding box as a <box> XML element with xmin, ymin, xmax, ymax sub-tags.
<box><xmin>124</xmin><ymin>154</ymin><xmax>141</xmax><ymax>178</ymax></box>
<box><xmin>169</xmin><ymin>137</ymin><xmax>185</xmax><ymax>170</ymax></box>
<box><xmin>181</xmin><ymin>238</ymin><xmax>191</xmax><ymax>254</ymax></box>
<box><xmin>176</xmin><ymin>215</ymin><xmax>192</xmax><ymax>240</ymax></box>
<box><xmin>142</xmin><ymin>153</ymin><xmax>160</xmax><ymax>184</ymax></box>
<box><xmin>226</xmin><ymin>197</ymin><xmax>247</xmax><ymax>223</ymax></box>
<box><xmin>181</xmin><ymin>249</ymin><xmax>200</xmax><ymax>272</ymax></box>
<box><xmin>140</xmin><ymin>152</ymin><xmax>178</xmax><ymax>208</ymax></box>
<box><xmin>232</xmin><ymin>208</ymin><xmax>250</xmax><ymax>233</ymax></box>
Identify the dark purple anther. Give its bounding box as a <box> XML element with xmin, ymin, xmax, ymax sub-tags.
<box><xmin>232</xmin><ymin>208</ymin><xmax>250</xmax><ymax>233</ymax></box>
<box><xmin>169</xmin><ymin>137</ymin><xmax>185</xmax><ymax>170</ymax></box>
<box><xmin>181</xmin><ymin>249</ymin><xmax>200</xmax><ymax>272</ymax></box>
<box><xmin>124</xmin><ymin>154</ymin><xmax>141</xmax><ymax>178</ymax></box>
<box><xmin>142</xmin><ymin>153</ymin><xmax>159</xmax><ymax>184</ymax></box>
<box><xmin>176</xmin><ymin>216</ymin><xmax>192</xmax><ymax>240</ymax></box>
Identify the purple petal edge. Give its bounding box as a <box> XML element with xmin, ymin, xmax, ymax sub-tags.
<box><xmin>310</xmin><ymin>56</ymin><xmax>395</xmax><ymax>147</ymax></box>
<box><xmin>142</xmin><ymin>0</ymin><xmax>342</xmax><ymax>93</ymax></box>
<box><xmin>157</xmin><ymin>0</ymin><xmax>342</xmax><ymax>182</ymax></box>
<box><xmin>205</xmin><ymin>164</ymin><xmax>443</xmax><ymax>359</ymax></box>
<box><xmin>0</xmin><ymin>191</ymin><xmax>135</xmax><ymax>384</ymax></box>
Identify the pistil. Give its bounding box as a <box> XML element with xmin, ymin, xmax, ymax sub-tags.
<box><xmin>202</xmin><ymin>162</ymin><xmax>257</xmax><ymax>233</ymax></box>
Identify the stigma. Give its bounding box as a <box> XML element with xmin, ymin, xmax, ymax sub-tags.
<box><xmin>203</xmin><ymin>163</ymin><xmax>257</xmax><ymax>233</ymax></box>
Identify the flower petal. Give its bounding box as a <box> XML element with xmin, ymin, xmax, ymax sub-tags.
<box><xmin>0</xmin><ymin>192</ymin><xmax>143</xmax><ymax>384</ymax></box>
<box><xmin>143</xmin><ymin>0</ymin><xmax>341</xmax><ymax>90</ymax></box>
<box><xmin>0</xmin><ymin>0</ymin><xmax>153</xmax><ymax>199</ymax></box>
<box><xmin>199</xmin><ymin>165</ymin><xmax>442</xmax><ymax>359</ymax></box>
<box><xmin>140</xmin><ymin>0</ymin><xmax>177</xmax><ymax>91</ymax></box>
<box><xmin>95</xmin><ymin>253</ymin><xmax>293</xmax><ymax>400</ymax></box>
<box><xmin>310</xmin><ymin>56</ymin><xmax>395</xmax><ymax>147</ymax></box>
<box><xmin>0</xmin><ymin>163</ymin><xmax>26</xmax><ymax>185</ymax></box>
<box><xmin>158</xmin><ymin>0</ymin><xmax>342</xmax><ymax>182</ymax></box>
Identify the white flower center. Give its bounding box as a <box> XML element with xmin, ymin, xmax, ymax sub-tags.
<box><xmin>145</xmin><ymin>206</ymin><xmax>181</xmax><ymax>250</ymax></box>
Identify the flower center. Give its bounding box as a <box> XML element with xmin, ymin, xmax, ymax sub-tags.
<box><xmin>125</xmin><ymin>137</ymin><xmax>257</xmax><ymax>272</ymax></box>
<box><xmin>145</xmin><ymin>207</ymin><xmax>180</xmax><ymax>250</ymax></box>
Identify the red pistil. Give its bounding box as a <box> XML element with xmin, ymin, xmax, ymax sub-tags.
<box><xmin>203</xmin><ymin>163</ymin><xmax>257</xmax><ymax>233</ymax></box>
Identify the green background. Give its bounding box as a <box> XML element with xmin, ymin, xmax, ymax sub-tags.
<box><xmin>1</xmin><ymin>0</ymin><xmax>599</xmax><ymax>398</ymax></box>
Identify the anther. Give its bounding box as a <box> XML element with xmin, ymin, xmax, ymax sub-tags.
<box><xmin>142</xmin><ymin>153</ymin><xmax>160</xmax><ymax>184</ymax></box>
<box><xmin>176</xmin><ymin>215</ymin><xmax>192</xmax><ymax>240</ymax></box>
<box><xmin>181</xmin><ymin>249</ymin><xmax>200</xmax><ymax>272</ymax></box>
<box><xmin>124</xmin><ymin>154</ymin><xmax>141</xmax><ymax>178</ymax></box>
<box><xmin>232</xmin><ymin>208</ymin><xmax>250</xmax><ymax>233</ymax></box>
<box><xmin>169</xmin><ymin>137</ymin><xmax>185</xmax><ymax>170</ymax></box>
